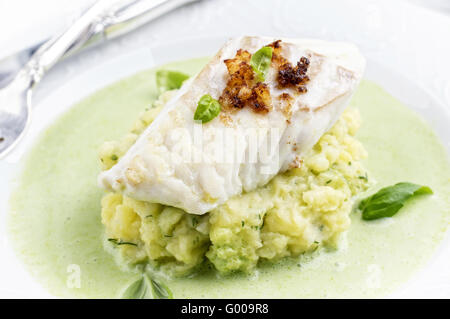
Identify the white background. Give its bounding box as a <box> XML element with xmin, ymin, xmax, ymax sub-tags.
<box><xmin>0</xmin><ymin>0</ymin><xmax>450</xmax><ymax>117</ymax></box>
<box><xmin>0</xmin><ymin>0</ymin><xmax>449</xmax><ymax>59</ymax></box>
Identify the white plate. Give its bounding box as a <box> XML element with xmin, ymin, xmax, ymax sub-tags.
<box><xmin>1</xmin><ymin>0</ymin><xmax>450</xmax><ymax>298</ymax></box>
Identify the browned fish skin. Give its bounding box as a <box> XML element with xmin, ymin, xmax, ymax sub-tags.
<box><xmin>220</xmin><ymin>40</ymin><xmax>310</xmax><ymax>115</ymax></box>
<box><xmin>269</xmin><ymin>40</ymin><xmax>310</xmax><ymax>92</ymax></box>
<box><xmin>219</xmin><ymin>49</ymin><xmax>272</xmax><ymax>113</ymax></box>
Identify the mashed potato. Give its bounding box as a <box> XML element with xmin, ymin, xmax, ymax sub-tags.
<box><xmin>100</xmin><ymin>90</ymin><xmax>369</xmax><ymax>275</ymax></box>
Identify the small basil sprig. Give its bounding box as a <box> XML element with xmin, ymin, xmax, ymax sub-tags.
<box><xmin>250</xmin><ymin>46</ymin><xmax>273</xmax><ymax>81</ymax></box>
<box><xmin>121</xmin><ymin>274</ymin><xmax>173</xmax><ymax>299</ymax></box>
<box><xmin>194</xmin><ymin>94</ymin><xmax>221</xmax><ymax>123</ymax></box>
<box><xmin>150</xmin><ymin>277</ymin><xmax>173</xmax><ymax>299</ymax></box>
<box><xmin>359</xmin><ymin>182</ymin><xmax>433</xmax><ymax>220</ymax></box>
<box><xmin>156</xmin><ymin>69</ymin><xmax>189</xmax><ymax>92</ymax></box>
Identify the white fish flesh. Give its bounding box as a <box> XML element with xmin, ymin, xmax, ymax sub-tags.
<box><xmin>98</xmin><ymin>36</ymin><xmax>365</xmax><ymax>215</ymax></box>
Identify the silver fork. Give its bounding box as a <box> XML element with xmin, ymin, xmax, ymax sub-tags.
<box><xmin>0</xmin><ymin>0</ymin><xmax>201</xmax><ymax>159</ymax></box>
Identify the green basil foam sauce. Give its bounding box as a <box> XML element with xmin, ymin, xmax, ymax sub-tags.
<box><xmin>8</xmin><ymin>57</ymin><xmax>450</xmax><ymax>298</ymax></box>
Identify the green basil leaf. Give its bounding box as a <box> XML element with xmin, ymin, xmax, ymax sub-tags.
<box><xmin>250</xmin><ymin>46</ymin><xmax>273</xmax><ymax>81</ymax></box>
<box><xmin>148</xmin><ymin>275</ymin><xmax>173</xmax><ymax>299</ymax></box>
<box><xmin>359</xmin><ymin>182</ymin><xmax>433</xmax><ymax>220</ymax></box>
<box><xmin>121</xmin><ymin>277</ymin><xmax>151</xmax><ymax>299</ymax></box>
<box><xmin>156</xmin><ymin>70</ymin><xmax>189</xmax><ymax>92</ymax></box>
<box><xmin>194</xmin><ymin>94</ymin><xmax>221</xmax><ymax>123</ymax></box>
<box><xmin>121</xmin><ymin>274</ymin><xmax>172</xmax><ymax>299</ymax></box>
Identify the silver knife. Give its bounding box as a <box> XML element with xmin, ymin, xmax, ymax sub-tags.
<box><xmin>0</xmin><ymin>0</ymin><xmax>202</xmax><ymax>158</ymax></box>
